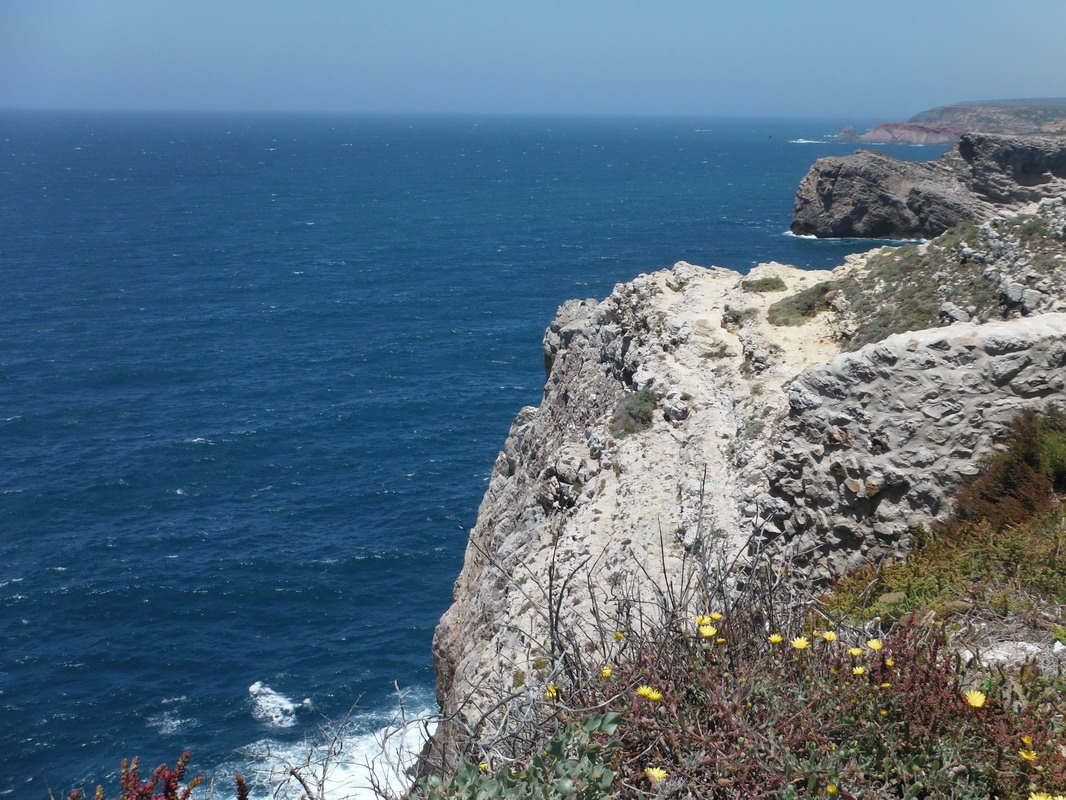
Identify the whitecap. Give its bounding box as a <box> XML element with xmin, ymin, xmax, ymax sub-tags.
<box><xmin>147</xmin><ymin>709</ymin><xmax>196</xmax><ymax>735</ymax></box>
<box><xmin>788</xmin><ymin>138</ymin><xmax>829</xmax><ymax>144</ymax></box>
<box><xmin>249</xmin><ymin>682</ymin><xmax>311</xmax><ymax>728</ymax></box>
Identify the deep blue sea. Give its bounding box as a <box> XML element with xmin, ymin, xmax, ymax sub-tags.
<box><xmin>0</xmin><ymin>111</ymin><xmax>947</xmax><ymax>797</ymax></box>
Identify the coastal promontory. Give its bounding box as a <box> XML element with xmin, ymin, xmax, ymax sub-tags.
<box><xmin>836</xmin><ymin>99</ymin><xmax>1066</xmax><ymax>145</ymax></box>
<box><xmin>790</xmin><ymin>132</ymin><xmax>1066</xmax><ymax>239</ymax></box>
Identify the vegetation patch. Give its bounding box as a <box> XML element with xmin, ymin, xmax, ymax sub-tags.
<box><xmin>766</xmin><ymin>281</ymin><xmax>837</xmax><ymax>326</ymax></box>
<box><xmin>418</xmin><ymin>617</ymin><xmax>1066</xmax><ymax>800</ymax></box>
<box><xmin>740</xmin><ymin>276</ymin><xmax>787</xmax><ymax>293</ymax></box>
<box><xmin>609</xmin><ymin>389</ymin><xmax>657</xmax><ymax>437</ymax></box>
<box><xmin>721</xmin><ymin>306</ymin><xmax>757</xmax><ymax>330</ymax></box>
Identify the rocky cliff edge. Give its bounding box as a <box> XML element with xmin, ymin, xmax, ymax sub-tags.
<box><xmin>429</xmin><ymin>198</ymin><xmax>1066</xmax><ymax>769</ymax></box>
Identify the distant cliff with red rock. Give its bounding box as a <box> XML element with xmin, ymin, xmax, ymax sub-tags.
<box><xmin>837</xmin><ymin>99</ymin><xmax>1066</xmax><ymax>145</ymax></box>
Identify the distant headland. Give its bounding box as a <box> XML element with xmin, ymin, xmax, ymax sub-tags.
<box><xmin>836</xmin><ymin>98</ymin><xmax>1066</xmax><ymax>145</ymax></box>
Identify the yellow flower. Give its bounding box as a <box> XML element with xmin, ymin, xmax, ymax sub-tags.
<box><xmin>1021</xmin><ymin>735</ymin><xmax>1033</xmax><ymax>746</ymax></box>
<box><xmin>791</xmin><ymin>636</ymin><xmax>811</xmax><ymax>650</ymax></box>
<box><xmin>880</xmin><ymin>709</ymin><xmax>889</xmax><ymax>716</ymax></box>
<box><xmin>885</xmin><ymin>658</ymin><xmax>895</xmax><ymax>667</ymax></box>
<box><xmin>636</xmin><ymin>685</ymin><xmax>663</xmax><ymax>701</ymax></box>
<box><xmin>1019</xmin><ymin>748</ymin><xmax>1038</xmax><ymax>763</ymax></box>
<box><xmin>544</xmin><ymin>685</ymin><xmax>558</xmax><ymax>701</ymax></box>
<box><xmin>644</xmin><ymin>766</ymin><xmax>668</xmax><ymax>783</ymax></box>
<box><xmin>478</xmin><ymin>763</ymin><xmax>490</xmax><ymax>772</ymax></box>
<box><xmin>696</xmin><ymin>615</ymin><xmax>712</xmax><ymax>627</ymax></box>
<box><xmin>768</xmin><ymin>633</ymin><xmax>784</xmax><ymax>644</ymax></box>
<box><xmin>852</xmin><ymin>666</ymin><xmax>866</xmax><ymax>676</ymax></box>
<box><xmin>699</xmin><ymin>625</ymin><xmax>717</xmax><ymax>639</ymax></box>
<box><xmin>1028</xmin><ymin>793</ymin><xmax>1052</xmax><ymax>800</ymax></box>
<box><xmin>866</xmin><ymin>639</ymin><xmax>884</xmax><ymax>651</ymax></box>
<box><xmin>848</xmin><ymin>647</ymin><xmax>864</xmax><ymax>657</ymax></box>
<box><xmin>826</xmin><ymin>785</ymin><xmax>838</xmax><ymax>796</ymax></box>
<box><xmin>880</xmin><ymin>682</ymin><xmax>891</xmax><ymax>689</ymax></box>
<box><xmin>613</xmin><ymin>631</ymin><xmax>625</xmax><ymax>640</ymax></box>
<box><xmin>964</xmin><ymin>690</ymin><xmax>986</xmax><ymax>708</ymax></box>
<box><xmin>710</xmin><ymin>612</ymin><xmax>724</xmax><ymax>621</ymax></box>
<box><xmin>716</xmin><ymin>637</ymin><xmax>727</xmax><ymax>644</ymax></box>
<box><xmin>600</xmin><ymin>664</ymin><xmax>613</xmax><ymax>679</ymax></box>
<box><xmin>821</xmin><ymin>631</ymin><xmax>838</xmax><ymax>643</ymax></box>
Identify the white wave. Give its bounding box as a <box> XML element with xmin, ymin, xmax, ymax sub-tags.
<box><xmin>249</xmin><ymin>682</ymin><xmax>312</xmax><ymax>728</ymax></box>
<box><xmin>788</xmin><ymin>138</ymin><xmax>829</xmax><ymax>144</ymax></box>
<box><xmin>781</xmin><ymin>230</ymin><xmax>927</xmax><ymax>244</ymax></box>
<box><xmin>147</xmin><ymin>709</ymin><xmax>196</xmax><ymax>735</ymax></box>
<box><xmin>217</xmin><ymin>696</ymin><xmax>437</xmax><ymax>800</ymax></box>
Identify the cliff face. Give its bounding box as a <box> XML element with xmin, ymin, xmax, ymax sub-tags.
<box><xmin>430</xmin><ymin>259</ymin><xmax>840</xmax><ymax>763</ymax></box>
<box><xmin>790</xmin><ymin>133</ymin><xmax>1066</xmax><ymax>239</ymax></box>
<box><xmin>430</xmin><ymin>200</ymin><xmax>1066</xmax><ymax>768</ymax></box>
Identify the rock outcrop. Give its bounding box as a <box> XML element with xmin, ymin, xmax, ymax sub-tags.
<box><xmin>764</xmin><ymin>314</ymin><xmax>1066</xmax><ymax>583</ymax></box>
<box><xmin>790</xmin><ymin>133</ymin><xmax>1066</xmax><ymax>239</ymax></box>
<box><xmin>429</xmin><ymin>198</ymin><xmax>1066</xmax><ymax>773</ymax></box>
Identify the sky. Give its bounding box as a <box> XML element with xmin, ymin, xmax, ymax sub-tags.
<box><xmin>2</xmin><ymin>0</ymin><xmax>1064</xmax><ymax>120</ymax></box>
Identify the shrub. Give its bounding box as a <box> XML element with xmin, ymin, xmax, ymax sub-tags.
<box><xmin>953</xmin><ymin>407</ymin><xmax>1066</xmax><ymax>528</ymax></box>
<box><xmin>721</xmin><ymin>306</ymin><xmax>757</xmax><ymax>330</ymax></box>
<box><xmin>416</xmin><ymin>713</ymin><xmax>621</xmax><ymax>800</ymax></box>
<box><xmin>609</xmin><ymin>389</ymin><xmax>657</xmax><ymax>437</ymax></box>
<box><xmin>740</xmin><ymin>276</ymin><xmax>787</xmax><ymax>293</ymax></box>
<box><xmin>422</xmin><ymin>615</ymin><xmax>1066</xmax><ymax>799</ymax></box>
<box><xmin>766</xmin><ymin>281</ymin><xmax>836</xmax><ymax>326</ymax></box>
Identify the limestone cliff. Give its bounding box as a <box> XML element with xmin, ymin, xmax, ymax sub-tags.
<box><xmin>430</xmin><ymin>199</ymin><xmax>1066</xmax><ymax>769</ymax></box>
<box><xmin>791</xmin><ymin>133</ymin><xmax>1066</xmax><ymax>239</ymax></box>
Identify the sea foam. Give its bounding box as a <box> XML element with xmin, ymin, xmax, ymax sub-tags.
<box><xmin>248</xmin><ymin>682</ymin><xmax>312</xmax><ymax>728</ymax></box>
<box><xmin>224</xmin><ymin>695</ymin><xmax>437</xmax><ymax>800</ymax></box>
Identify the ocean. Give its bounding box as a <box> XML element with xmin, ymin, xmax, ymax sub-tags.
<box><xmin>0</xmin><ymin>111</ymin><xmax>948</xmax><ymax>797</ymax></box>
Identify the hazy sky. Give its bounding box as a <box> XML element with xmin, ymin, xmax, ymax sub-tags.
<box><xmin>2</xmin><ymin>0</ymin><xmax>1064</xmax><ymax>119</ymax></box>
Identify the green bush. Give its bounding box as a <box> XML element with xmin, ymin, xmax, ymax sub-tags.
<box><xmin>954</xmin><ymin>407</ymin><xmax>1066</xmax><ymax>528</ymax></box>
<box><xmin>416</xmin><ymin>713</ymin><xmax>621</xmax><ymax>800</ymax></box>
<box><xmin>721</xmin><ymin>306</ymin><xmax>757</xmax><ymax>330</ymax></box>
<box><xmin>766</xmin><ymin>281</ymin><xmax>836</xmax><ymax>326</ymax></box>
<box><xmin>609</xmin><ymin>389</ymin><xmax>657</xmax><ymax>437</ymax></box>
<box><xmin>740</xmin><ymin>276</ymin><xmax>787</xmax><ymax>293</ymax></box>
